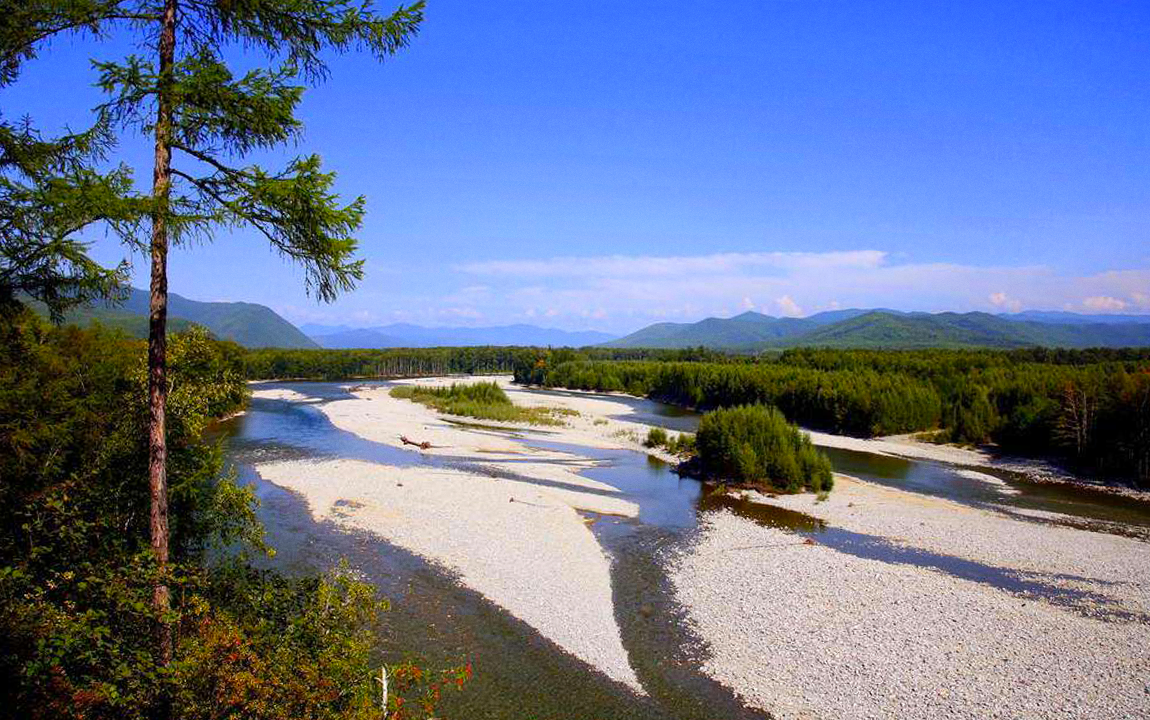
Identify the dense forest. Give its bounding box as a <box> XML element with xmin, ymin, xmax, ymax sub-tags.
<box><xmin>513</xmin><ymin>348</ymin><xmax>1150</xmax><ymax>488</ymax></box>
<box><xmin>0</xmin><ymin>310</ymin><xmax>464</xmax><ymax>718</ymax></box>
<box><xmin>237</xmin><ymin>345</ymin><xmax>1150</xmax><ymax>486</ymax></box>
<box><xmin>241</xmin><ymin>345</ymin><xmax>735</xmax><ymax>380</ymax></box>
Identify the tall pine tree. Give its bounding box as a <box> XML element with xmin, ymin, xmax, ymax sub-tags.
<box><xmin>3</xmin><ymin>0</ymin><xmax>424</xmax><ymax>667</ymax></box>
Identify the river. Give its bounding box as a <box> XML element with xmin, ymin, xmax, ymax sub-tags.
<box><xmin>218</xmin><ymin>380</ymin><xmax>1150</xmax><ymax>719</ymax></box>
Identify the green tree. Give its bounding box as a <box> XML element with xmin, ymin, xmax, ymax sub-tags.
<box><xmin>0</xmin><ymin>1</ymin><xmax>145</xmax><ymax>318</ymax></box>
<box><xmin>4</xmin><ymin>0</ymin><xmax>424</xmax><ymax>665</ymax></box>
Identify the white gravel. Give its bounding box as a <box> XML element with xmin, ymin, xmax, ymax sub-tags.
<box><xmin>806</xmin><ymin>430</ymin><xmax>1150</xmax><ymax>501</ymax></box>
<box><xmin>670</xmin><ymin>502</ymin><xmax>1150</xmax><ymax>720</ymax></box>
<box><xmin>745</xmin><ymin>476</ymin><xmax>1150</xmax><ymax>616</ymax></box>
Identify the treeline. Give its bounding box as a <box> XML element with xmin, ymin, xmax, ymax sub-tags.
<box><xmin>243</xmin><ymin>346</ymin><xmax>529</xmax><ymax>379</ymax></box>
<box><xmin>515</xmin><ymin>348</ymin><xmax>1150</xmax><ymax>487</ymax></box>
<box><xmin>0</xmin><ymin>309</ymin><xmax>462</xmax><ymax>718</ymax></box>
<box><xmin>524</xmin><ymin>359</ymin><xmax>942</xmax><ymax>437</ymax></box>
<box><xmin>241</xmin><ymin>345</ymin><xmax>738</xmax><ymax>380</ymax></box>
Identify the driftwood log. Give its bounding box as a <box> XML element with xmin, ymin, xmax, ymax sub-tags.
<box><xmin>400</xmin><ymin>435</ymin><xmax>432</xmax><ymax>450</ymax></box>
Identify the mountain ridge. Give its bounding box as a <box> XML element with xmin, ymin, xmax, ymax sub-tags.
<box><xmin>32</xmin><ymin>289</ymin><xmax>317</xmax><ymax>349</ymax></box>
<box><xmin>603</xmin><ymin>309</ymin><xmax>1150</xmax><ymax>350</ymax></box>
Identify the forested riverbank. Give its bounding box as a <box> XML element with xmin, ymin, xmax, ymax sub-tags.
<box><xmin>240</xmin><ymin>346</ymin><xmax>733</xmax><ymax>381</ymax></box>
<box><xmin>513</xmin><ymin>348</ymin><xmax>1150</xmax><ymax>488</ymax></box>
<box><xmin>235</xmin><ymin>345</ymin><xmax>1150</xmax><ymax>488</ymax></box>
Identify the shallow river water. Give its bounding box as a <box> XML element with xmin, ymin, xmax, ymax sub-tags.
<box><xmin>219</xmin><ymin>381</ymin><xmax>1150</xmax><ymax>719</ymax></box>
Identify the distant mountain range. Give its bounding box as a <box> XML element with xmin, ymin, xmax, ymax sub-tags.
<box><xmin>36</xmin><ymin>292</ymin><xmax>1150</xmax><ymax>351</ymax></box>
<box><xmin>32</xmin><ymin>289</ymin><xmax>318</xmax><ymax>349</ymax></box>
<box><xmin>301</xmin><ymin>322</ymin><xmax>617</xmax><ymax>348</ymax></box>
<box><xmin>601</xmin><ymin>309</ymin><xmax>1150</xmax><ymax>350</ymax></box>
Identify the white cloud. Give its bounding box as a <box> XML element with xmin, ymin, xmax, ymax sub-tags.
<box><xmin>449</xmin><ymin>249</ymin><xmax>1150</xmax><ymax>330</ymax></box>
<box><xmin>288</xmin><ymin>250</ymin><xmax>1150</xmax><ymax>332</ymax></box>
<box><xmin>456</xmin><ymin>250</ymin><xmax>886</xmax><ymax>278</ymax></box>
<box><xmin>989</xmin><ymin>292</ymin><xmax>1022</xmax><ymax>312</ymax></box>
<box><xmin>1082</xmin><ymin>296</ymin><xmax>1128</xmax><ymax>312</ymax></box>
<box><xmin>775</xmin><ymin>295</ymin><xmax>803</xmax><ymax>317</ymax></box>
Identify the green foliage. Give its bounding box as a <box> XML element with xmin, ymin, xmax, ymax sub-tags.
<box><xmin>390</xmin><ymin>382</ymin><xmax>572</xmax><ymax>426</ymax></box>
<box><xmin>0</xmin><ymin>308</ymin><xmax>466</xmax><ymax>718</ymax></box>
<box><xmin>530</xmin><ymin>348</ymin><xmax>1150</xmax><ymax>487</ymax></box>
<box><xmin>0</xmin><ymin>110</ymin><xmax>139</xmax><ymax>320</ymax></box>
<box><xmin>237</xmin><ymin>345</ymin><xmax>731</xmax><ymax>383</ymax></box>
<box><xmin>695</xmin><ymin>405</ymin><xmax>834</xmax><ymax>493</ymax></box>
<box><xmin>246</xmin><ymin>345</ymin><xmax>531</xmax><ymax>380</ymax></box>
<box><xmin>0</xmin><ymin>4</ymin><xmax>153</xmax><ymax>318</ymax></box>
<box><xmin>539</xmin><ymin>359</ymin><xmax>942</xmax><ymax>436</ymax></box>
<box><xmin>4</xmin><ymin>0</ymin><xmax>426</xmax><ymax>324</ymax></box>
<box><xmin>82</xmin><ymin>0</ymin><xmax>425</xmax><ymax>301</ymax></box>
<box><xmin>643</xmin><ymin>427</ymin><xmax>668</xmax><ymax>448</ymax></box>
<box><xmin>642</xmin><ymin>426</ymin><xmax>697</xmax><ymax>457</ymax></box>
<box><xmin>665</xmin><ymin>431</ymin><xmax>697</xmax><ymax>457</ymax></box>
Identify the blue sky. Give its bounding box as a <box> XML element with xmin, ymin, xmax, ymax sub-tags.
<box><xmin>4</xmin><ymin>0</ymin><xmax>1148</xmax><ymax>332</ymax></box>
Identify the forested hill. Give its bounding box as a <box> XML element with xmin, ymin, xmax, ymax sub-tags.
<box><xmin>32</xmin><ymin>288</ymin><xmax>318</xmax><ymax>349</ymax></box>
<box><xmin>603</xmin><ymin>310</ymin><xmax>1150</xmax><ymax>350</ymax></box>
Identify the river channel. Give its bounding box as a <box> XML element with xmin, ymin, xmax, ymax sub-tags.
<box><xmin>218</xmin><ymin>380</ymin><xmax>1150</xmax><ymax>719</ymax></box>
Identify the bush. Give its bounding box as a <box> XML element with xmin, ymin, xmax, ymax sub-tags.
<box><xmin>643</xmin><ymin>427</ymin><xmax>669</xmax><ymax>448</ymax></box>
<box><xmin>695</xmin><ymin>404</ymin><xmax>833</xmax><ymax>493</ymax></box>
<box><xmin>666</xmin><ymin>432</ymin><xmax>697</xmax><ymax>457</ymax></box>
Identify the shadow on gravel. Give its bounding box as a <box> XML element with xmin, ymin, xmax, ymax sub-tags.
<box><xmin>808</xmin><ymin>527</ymin><xmax>1147</xmax><ymax>624</ymax></box>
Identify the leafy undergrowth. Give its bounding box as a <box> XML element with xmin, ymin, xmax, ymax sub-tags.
<box><xmin>390</xmin><ymin>382</ymin><xmax>577</xmax><ymax>426</ymax></box>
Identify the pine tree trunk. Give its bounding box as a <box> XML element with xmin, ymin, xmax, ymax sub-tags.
<box><xmin>148</xmin><ymin>0</ymin><xmax>178</xmax><ymax>670</ymax></box>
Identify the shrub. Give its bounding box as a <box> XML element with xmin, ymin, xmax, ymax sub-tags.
<box><xmin>665</xmin><ymin>432</ymin><xmax>697</xmax><ymax>457</ymax></box>
<box><xmin>695</xmin><ymin>404</ymin><xmax>833</xmax><ymax>493</ymax></box>
<box><xmin>643</xmin><ymin>427</ymin><xmax>669</xmax><ymax>448</ymax></box>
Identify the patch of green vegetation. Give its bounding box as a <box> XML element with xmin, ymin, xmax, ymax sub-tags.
<box><xmin>642</xmin><ymin>427</ymin><xmax>669</xmax><ymax>448</ymax></box>
<box><xmin>390</xmin><ymin>382</ymin><xmax>572</xmax><ymax>426</ymax></box>
<box><xmin>695</xmin><ymin>404</ymin><xmax>833</xmax><ymax>494</ymax></box>
<box><xmin>642</xmin><ymin>426</ymin><xmax>697</xmax><ymax>457</ymax></box>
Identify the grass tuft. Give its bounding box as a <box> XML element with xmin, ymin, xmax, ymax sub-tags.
<box><xmin>390</xmin><ymin>382</ymin><xmax>572</xmax><ymax>426</ymax></box>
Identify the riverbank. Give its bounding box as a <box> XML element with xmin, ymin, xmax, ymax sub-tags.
<box><xmin>669</xmin><ymin>477</ymin><xmax>1150</xmax><ymax>720</ymax></box>
<box><xmin>806</xmin><ymin>429</ymin><xmax>1150</xmax><ymax>502</ymax></box>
